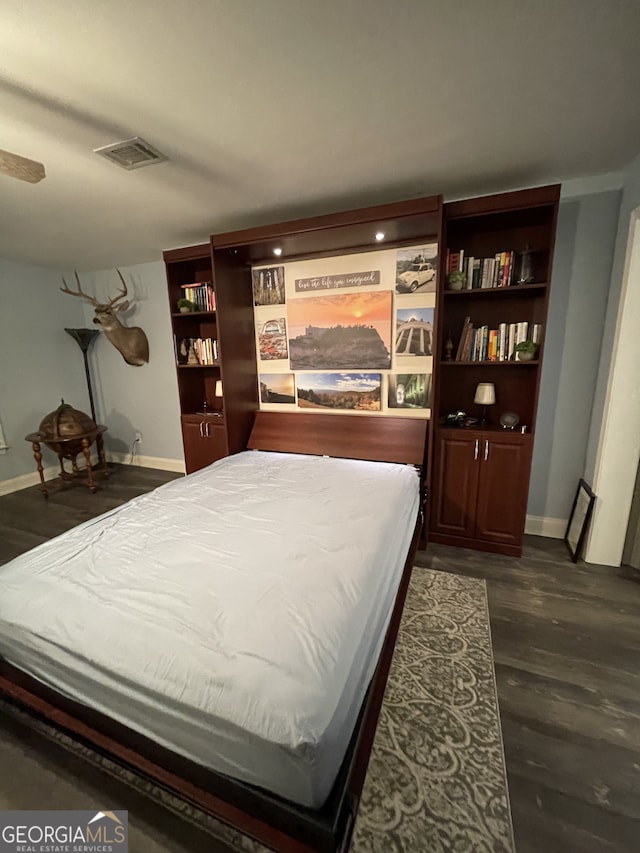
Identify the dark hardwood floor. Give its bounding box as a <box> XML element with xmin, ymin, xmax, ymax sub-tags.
<box><xmin>1</xmin><ymin>466</ymin><xmax>639</xmax><ymax>852</ymax></box>
<box><xmin>0</xmin><ymin>464</ymin><xmax>182</xmax><ymax>564</ymax></box>
<box><xmin>417</xmin><ymin>538</ymin><xmax>640</xmax><ymax>853</ymax></box>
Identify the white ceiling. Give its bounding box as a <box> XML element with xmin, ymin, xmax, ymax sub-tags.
<box><xmin>1</xmin><ymin>0</ymin><xmax>639</xmax><ymax>270</ymax></box>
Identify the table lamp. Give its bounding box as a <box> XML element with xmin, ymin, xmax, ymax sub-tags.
<box><xmin>215</xmin><ymin>379</ymin><xmax>223</xmax><ymax>413</ymax></box>
<box><xmin>474</xmin><ymin>382</ymin><xmax>495</xmax><ymax>426</ymax></box>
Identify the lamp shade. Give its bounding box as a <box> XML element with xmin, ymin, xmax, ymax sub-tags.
<box><xmin>474</xmin><ymin>382</ymin><xmax>496</xmax><ymax>406</ymax></box>
<box><xmin>215</xmin><ymin>380</ymin><xmax>223</xmax><ymax>397</ymax></box>
<box><xmin>65</xmin><ymin>328</ymin><xmax>100</xmax><ymax>424</ymax></box>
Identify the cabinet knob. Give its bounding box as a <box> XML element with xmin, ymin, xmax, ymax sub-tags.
<box><xmin>474</xmin><ymin>439</ymin><xmax>479</xmax><ymax>460</ymax></box>
<box><xmin>484</xmin><ymin>439</ymin><xmax>489</xmax><ymax>461</ymax></box>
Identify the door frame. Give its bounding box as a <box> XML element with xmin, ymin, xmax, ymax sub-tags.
<box><xmin>585</xmin><ymin>208</ymin><xmax>640</xmax><ymax>565</ymax></box>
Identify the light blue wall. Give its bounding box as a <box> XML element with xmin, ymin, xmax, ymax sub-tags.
<box><xmin>76</xmin><ymin>261</ymin><xmax>183</xmax><ymax>462</ymax></box>
<box><xmin>0</xmin><ymin>258</ymin><xmax>183</xmax><ymax>484</ymax></box>
<box><xmin>0</xmin><ymin>258</ymin><xmax>87</xmax><ymax>481</ymax></box>
<box><xmin>528</xmin><ymin>190</ymin><xmax>620</xmax><ymax>521</ymax></box>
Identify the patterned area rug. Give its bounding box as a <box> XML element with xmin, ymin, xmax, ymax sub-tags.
<box><xmin>0</xmin><ymin>568</ymin><xmax>513</xmax><ymax>853</ymax></box>
<box><xmin>352</xmin><ymin>568</ymin><xmax>515</xmax><ymax>853</ymax></box>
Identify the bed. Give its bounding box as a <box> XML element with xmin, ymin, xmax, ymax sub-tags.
<box><xmin>0</xmin><ymin>411</ymin><xmax>427</xmax><ymax>853</ymax></box>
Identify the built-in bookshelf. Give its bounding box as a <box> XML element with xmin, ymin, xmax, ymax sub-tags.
<box><xmin>430</xmin><ymin>185</ymin><xmax>560</xmax><ymax>556</ymax></box>
<box><xmin>434</xmin><ymin>187</ymin><xmax>559</xmax><ymax>430</ymax></box>
<box><xmin>163</xmin><ymin>244</ymin><xmax>258</xmax><ymax>473</ymax></box>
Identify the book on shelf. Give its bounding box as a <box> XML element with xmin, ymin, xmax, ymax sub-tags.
<box><xmin>446</xmin><ymin>249</ymin><xmax>464</xmax><ymax>275</ymax></box>
<box><xmin>515</xmin><ymin>322</ymin><xmax>531</xmax><ymax>351</ymax></box>
<box><xmin>174</xmin><ymin>335</ymin><xmax>219</xmax><ymax>365</ymax></box>
<box><xmin>454</xmin><ymin>318</ymin><xmax>542</xmax><ymax>362</ymax></box>
<box><xmin>179</xmin><ymin>281</ymin><xmax>216</xmax><ymax>311</ymax></box>
<box><xmin>498</xmin><ymin>322</ymin><xmax>507</xmax><ymax>361</ymax></box>
<box><xmin>449</xmin><ymin>250</ymin><xmax>516</xmax><ymax>288</ymax></box>
<box><xmin>455</xmin><ymin>316</ymin><xmax>472</xmax><ymax>360</ymax></box>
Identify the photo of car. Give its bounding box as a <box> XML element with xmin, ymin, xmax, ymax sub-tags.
<box><xmin>395</xmin><ymin>261</ymin><xmax>436</xmax><ymax>293</ymax></box>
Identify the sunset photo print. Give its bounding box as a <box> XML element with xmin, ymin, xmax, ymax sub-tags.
<box><xmin>259</xmin><ymin>373</ymin><xmax>296</xmax><ymax>404</ymax></box>
<box><xmin>288</xmin><ymin>291</ymin><xmax>392</xmax><ymax>369</ymax></box>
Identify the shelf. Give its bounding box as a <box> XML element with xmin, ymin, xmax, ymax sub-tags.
<box><xmin>431</xmin><ymin>184</ymin><xmax>559</xmax><ymax>556</ymax></box>
<box><xmin>185</xmin><ymin>412</ymin><xmax>225</xmax><ymax>422</ymax></box>
<box><xmin>165</xmin><ymin>241</ymin><xmax>258</xmax><ymax>475</ymax></box>
<box><xmin>444</xmin><ymin>283</ymin><xmax>547</xmax><ymax>298</ymax></box>
<box><xmin>441</xmin><ymin>360</ymin><xmax>539</xmax><ymax>367</ymax></box>
<box><xmin>176</xmin><ymin>362</ymin><xmax>220</xmax><ymax>368</ymax></box>
<box><xmin>436</xmin><ymin>424</ymin><xmax>533</xmax><ymax>435</ymax></box>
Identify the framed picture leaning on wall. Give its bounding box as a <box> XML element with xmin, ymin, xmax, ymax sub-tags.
<box><xmin>565</xmin><ymin>479</ymin><xmax>596</xmax><ymax>563</ymax></box>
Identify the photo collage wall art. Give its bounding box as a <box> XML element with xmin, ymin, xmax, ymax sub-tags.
<box><xmin>252</xmin><ymin>242</ymin><xmax>436</xmax><ymax>417</ymax></box>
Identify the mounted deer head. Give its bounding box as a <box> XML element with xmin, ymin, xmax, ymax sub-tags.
<box><xmin>60</xmin><ymin>271</ymin><xmax>149</xmax><ymax>366</ymax></box>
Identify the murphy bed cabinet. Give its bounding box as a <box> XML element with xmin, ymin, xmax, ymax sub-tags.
<box><xmin>163</xmin><ymin>243</ymin><xmax>258</xmax><ymax>474</ymax></box>
<box><xmin>429</xmin><ymin>185</ymin><xmax>560</xmax><ymax>556</ymax></box>
<box><xmin>209</xmin><ymin>195</ymin><xmax>442</xmax><ymax>541</ymax></box>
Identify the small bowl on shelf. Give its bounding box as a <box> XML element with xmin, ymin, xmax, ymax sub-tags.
<box><xmin>499</xmin><ymin>412</ymin><xmax>520</xmax><ymax>430</ymax></box>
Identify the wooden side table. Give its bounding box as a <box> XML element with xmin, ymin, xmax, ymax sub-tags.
<box><xmin>25</xmin><ymin>425</ymin><xmax>108</xmax><ymax>498</ymax></box>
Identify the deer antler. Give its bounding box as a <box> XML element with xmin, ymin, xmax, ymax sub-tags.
<box><xmin>60</xmin><ymin>271</ymin><xmax>100</xmax><ymax>305</ymax></box>
<box><xmin>107</xmin><ymin>269</ymin><xmax>130</xmax><ymax>309</ymax></box>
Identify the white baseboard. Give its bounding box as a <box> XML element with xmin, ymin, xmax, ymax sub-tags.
<box><xmin>107</xmin><ymin>452</ymin><xmax>186</xmax><ymax>474</ymax></box>
<box><xmin>525</xmin><ymin>514</ymin><xmax>567</xmax><ymax>539</ymax></box>
<box><xmin>0</xmin><ymin>466</ymin><xmax>59</xmax><ymax>496</ymax></box>
<box><xmin>0</xmin><ymin>455</ymin><xmax>185</xmax><ymax>496</ymax></box>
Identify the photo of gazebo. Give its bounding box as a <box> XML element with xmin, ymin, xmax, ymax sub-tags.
<box><xmin>395</xmin><ymin>307</ymin><xmax>434</xmax><ymax>356</ymax></box>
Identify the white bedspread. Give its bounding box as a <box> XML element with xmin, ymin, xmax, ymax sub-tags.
<box><xmin>0</xmin><ymin>450</ymin><xmax>419</xmax><ymax>807</ymax></box>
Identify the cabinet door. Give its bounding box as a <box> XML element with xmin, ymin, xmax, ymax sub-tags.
<box><xmin>181</xmin><ymin>419</ymin><xmax>228</xmax><ymax>474</ymax></box>
<box><xmin>431</xmin><ymin>432</ymin><xmax>480</xmax><ymax>538</ymax></box>
<box><xmin>475</xmin><ymin>434</ymin><xmax>531</xmax><ymax>545</ymax></box>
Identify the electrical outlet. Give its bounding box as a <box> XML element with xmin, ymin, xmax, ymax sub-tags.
<box><xmin>135</xmin><ymin>431</ymin><xmax>142</xmax><ymax>444</ymax></box>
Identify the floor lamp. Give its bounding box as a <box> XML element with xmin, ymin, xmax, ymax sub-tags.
<box><xmin>65</xmin><ymin>328</ymin><xmax>100</xmax><ymax>424</ymax></box>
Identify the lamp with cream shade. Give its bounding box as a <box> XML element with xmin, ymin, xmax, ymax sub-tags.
<box><xmin>215</xmin><ymin>379</ymin><xmax>224</xmax><ymax>413</ymax></box>
<box><xmin>474</xmin><ymin>382</ymin><xmax>495</xmax><ymax>426</ymax></box>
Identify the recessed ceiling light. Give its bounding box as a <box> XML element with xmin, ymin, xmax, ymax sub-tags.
<box><xmin>273</xmin><ymin>247</ymin><xmax>283</xmax><ymax>256</ymax></box>
<box><xmin>375</xmin><ymin>232</ymin><xmax>385</xmax><ymax>241</ymax></box>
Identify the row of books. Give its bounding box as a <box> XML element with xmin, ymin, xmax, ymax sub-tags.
<box><xmin>174</xmin><ymin>336</ymin><xmax>219</xmax><ymax>365</ymax></box>
<box><xmin>446</xmin><ymin>249</ymin><xmax>519</xmax><ymax>289</ymax></box>
<box><xmin>180</xmin><ymin>281</ymin><xmax>216</xmax><ymax>311</ymax></box>
<box><xmin>456</xmin><ymin>318</ymin><xmax>542</xmax><ymax>362</ymax></box>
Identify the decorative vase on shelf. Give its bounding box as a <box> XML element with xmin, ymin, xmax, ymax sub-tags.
<box><xmin>187</xmin><ymin>342</ymin><xmax>199</xmax><ymax>364</ymax></box>
<box><xmin>444</xmin><ymin>330</ymin><xmax>454</xmax><ymax>361</ymax></box>
<box><xmin>516</xmin><ymin>350</ymin><xmax>535</xmax><ymax>362</ymax></box>
<box><xmin>177</xmin><ymin>339</ymin><xmax>189</xmax><ymax>364</ymax></box>
<box><xmin>515</xmin><ymin>246</ymin><xmax>535</xmax><ymax>284</ymax></box>
<box><xmin>179</xmin><ymin>306</ymin><xmax>191</xmax><ymax>313</ymax></box>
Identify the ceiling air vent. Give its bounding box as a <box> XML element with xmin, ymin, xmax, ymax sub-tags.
<box><xmin>94</xmin><ymin>137</ymin><xmax>168</xmax><ymax>170</ymax></box>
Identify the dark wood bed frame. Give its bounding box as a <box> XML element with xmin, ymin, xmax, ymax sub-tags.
<box><xmin>0</xmin><ymin>411</ymin><xmax>428</xmax><ymax>853</ymax></box>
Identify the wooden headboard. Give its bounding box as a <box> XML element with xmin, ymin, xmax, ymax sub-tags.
<box><xmin>247</xmin><ymin>411</ymin><xmax>427</xmax><ymax>467</ymax></box>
